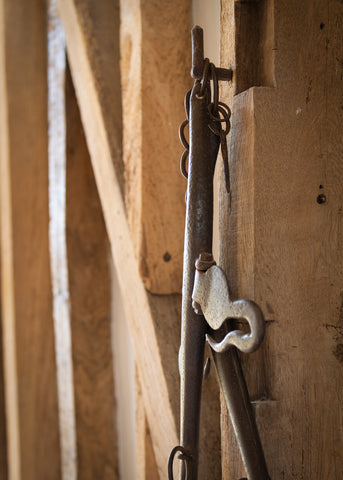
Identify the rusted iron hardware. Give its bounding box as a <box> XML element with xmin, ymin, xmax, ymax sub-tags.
<box><xmin>168</xmin><ymin>26</ymin><xmax>270</xmax><ymax>480</ymax></box>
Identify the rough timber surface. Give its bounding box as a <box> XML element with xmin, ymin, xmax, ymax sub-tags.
<box><xmin>120</xmin><ymin>0</ymin><xmax>191</xmax><ymax>294</ymax></box>
<box><xmin>0</xmin><ymin>0</ymin><xmax>61</xmax><ymax>478</ymax></box>
<box><xmin>57</xmin><ymin>0</ymin><xmax>221</xmax><ymax>476</ymax></box>
<box><xmin>66</xmin><ymin>68</ymin><xmax>119</xmax><ymax>480</ymax></box>
<box><xmin>0</xmin><ymin>283</ymin><xmax>7</xmax><ymax>478</ymax></box>
<box><xmin>220</xmin><ymin>0</ymin><xmax>343</xmax><ymax>478</ymax></box>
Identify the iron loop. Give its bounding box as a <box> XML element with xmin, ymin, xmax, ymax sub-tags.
<box><xmin>196</xmin><ymin>58</ymin><xmax>210</xmax><ymax>98</ymax></box>
<box><xmin>179</xmin><ymin>119</ymin><xmax>189</xmax><ymax>150</ymax></box>
<box><xmin>210</xmin><ymin>62</ymin><xmax>219</xmax><ymax>114</ymax></box>
<box><xmin>208</xmin><ymin>103</ymin><xmax>231</xmax><ymax>136</ymax></box>
<box><xmin>168</xmin><ymin>446</ymin><xmax>191</xmax><ymax>480</ymax></box>
<box><xmin>184</xmin><ymin>89</ymin><xmax>191</xmax><ymax>121</ymax></box>
<box><xmin>180</xmin><ymin>149</ymin><xmax>189</xmax><ymax>179</ymax></box>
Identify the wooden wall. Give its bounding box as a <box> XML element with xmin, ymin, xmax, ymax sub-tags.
<box><xmin>220</xmin><ymin>0</ymin><xmax>343</xmax><ymax>478</ymax></box>
<box><xmin>0</xmin><ymin>0</ymin><xmax>342</xmax><ymax>479</ymax></box>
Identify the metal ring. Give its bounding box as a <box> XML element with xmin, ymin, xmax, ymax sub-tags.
<box><xmin>208</xmin><ymin>103</ymin><xmax>231</xmax><ymax>136</ymax></box>
<box><xmin>210</xmin><ymin>62</ymin><xmax>219</xmax><ymax>113</ymax></box>
<box><xmin>196</xmin><ymin>58</ymin><xmax>210</xmax><ymax>98</ymax></box>
<box><xmin>180</xmin><ymin>149</ymin><xmax>189</xmax><ymax>179</ymax></box>
<box><xmin>168</xmin><ymin>446</ymin><xmax>191</xmax><ymax>480</ymax></box>
<box><xmin>184</xmin><ymin>89</ymin><xmax>191</xmax><ymax>121</ymax></box>
<box><xmin>179</xmin><ymin>119</ymin><xmax>189</xmax><ymax>150</ymax></box>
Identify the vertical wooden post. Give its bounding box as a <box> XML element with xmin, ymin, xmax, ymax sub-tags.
<box><xmin>120</xmin><ymin>0</ymin><xmax>191</xmax><ymax>294</ymax></box>
<box><xmin>0</xmin><ymin>288</ymin><xmax>8</xmax><ymax>478</ymax></box>
<box><xmin>0</xmin><ymin>1</ymin><xmax>61</xmax><ymax>478</ymax></box>
<box><xmin>220</xmin><ymin>0</ymin><xmax>343</xmax><ymax>477</ymax></box>
<box><xmin>47</xmin><ymin>3</ymin><xmax>77</xmax><ymax>478</ymax></box>
<box><xmin>65</xmin><ymin>68</ymin><xmax>119</xmax><ymax>480</ymax></box>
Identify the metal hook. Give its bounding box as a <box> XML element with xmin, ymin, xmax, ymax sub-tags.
<box><xmin>192</xmin><ymin>257</ymin><xmax>265</xmax><ymax>354</ymax></box>
<box><xmin>191</xmin><ymin>25</ymin><xmax>233</xmax><ymax>82</ymax></box>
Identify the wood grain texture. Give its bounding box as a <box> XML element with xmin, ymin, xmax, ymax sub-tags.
<box><xmin>58</xmin><ymin>2</ymin><xmax>222</xmax><ymax>476</ymax></box>
<box><xmin>135</xmin><ymin>373</ymin><xmax>159</xmax><ymax>480</ymax></box>
<box><xmin>120</xmin><ymin>0</ymin><xmax>191</xmax><ymax>294</ymax></box>
<box><xmin>66</xmin><ymin>67</ymin><xmax>119</xmax><ymax>480</ymax></box>
<box><xmin>0</xmin><ymin>282</ymin><xmax>8</xmax><ymax>479</ymax></box>
<box><xmin>47</xmin><ymin>3</ymin><xmax>77</xmax><ymax>478</ymax></box>
<box><xmin>0</xmin><ymin>1</ymin><xmax>61</xmax><ymax>478</ymax></box>
<box><xmin>220</xmin><ymin>0</ymin><xmax>343</xmax><ymax>477</ymax></box>
<box><xmin>56</xmin><ymin>0</ymin><xmax>180</xmax><ymax>474</ymax></box>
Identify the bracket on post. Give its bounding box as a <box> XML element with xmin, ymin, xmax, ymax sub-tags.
<box><xmin>191</xmin><ymin>25</ymin><xmax>233</xmax><ymax>82</ymax></box>
<box><xmin>192</xmin><ymin>255</ymin><xmax>265</xmax><ymax>354</ymax></box>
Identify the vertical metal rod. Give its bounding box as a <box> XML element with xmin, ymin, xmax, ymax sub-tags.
<box><xmin>191</xmin><ymin>26</ymin><xmax>205</xmax><ymax>79</ymax></box>
<box><xmin>212</xmin><ymin>346</ymin><xmax>270</xmax><ymax>479</ymax></box>
<box><xmin>179</xmin><ymin>82</ymin><xmax>220</xmax><ymax>479</ymax></box>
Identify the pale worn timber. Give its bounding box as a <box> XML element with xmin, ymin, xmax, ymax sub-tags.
<box><xmin>66</xmin><ymin>68</ymin><xmax>119</xmax><ymax>480</ymax></box>
<box><xmin>56</xmin><ymin>0</ymin><xmax>179</xmax><ymax>473</ymax></box>
<box><xmin>120</xmin><ymin>0</ymin><xmax>190</xmax><ymax>294</ymax></box>
<box><xmin>135</xmin><ymin>373</ymin><xmax>159</xmax><ymax>480</ymax></box>
<box><xmin>0</xmin><ymin>287</ymin><xmax>7</xmax><ymax>478</ymax></box>
<box><xmin>47</xmin><ymin>3</ymin><xmax>77</xmax><ymax>478</ymax></box>
<box><xmin>0</xmin><ymin>1</ymin><xmax>61</xmax><ymax>478</ymax></box>
<box><xmin>220</xmin><ymin>0</ymin><xmax>343</xmax><ymax>478</ymax></box>
<box><xmin>57</xmin><ymin>0</ymin><xmax>222</xmax><ymax>476</ymax></box>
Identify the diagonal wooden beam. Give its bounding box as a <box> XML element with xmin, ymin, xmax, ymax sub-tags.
<box><xmin>65</xmin><ymin>66</ymin><xmax>119</xmax><ymax>480</ymax></box>
<box><xmin>56</xmin><ymin>0</ymin><xmax>179</xmax><ymax>472</ymax></box>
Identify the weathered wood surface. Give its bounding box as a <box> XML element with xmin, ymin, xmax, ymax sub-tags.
<box><xmin>47</xmin><ymin>3</ymin><xmax>77</xmax><ymax>478</ymax></box>
<box><xmin>220</xmin><ymin>0</ymin><xmax>343</xmax><ymax>478</ymax></box>
<box><xmin>66</xmin><ymin>67</ymin><xmax>119</xmax><ymax>480</ymax></box>
<box><xmin>56</xmin><ymin>0</ymin><xmax>179</xmax><ymax>474</ymax></box>
<box><xmin>110</xmin><ymin>266</ymin><xmax>136</xmax><ymax>480</ymax></box>
<box><xmin>0</xmin><ymin>0</ymin><xmax>61</xmax><ymax>478</ymax></box>
<box><xmin>120</xmin><ymin>0</ymin><xmax>190</xmax><ymax>294</ymax></box>
<box><xmin>57</xmin><ymin>0</ymin><xmax>222</xmax><ymax>476</ymax></box>
<box><xmin>135</xmin><ymin>374</ymin><xmax>159</xmax><ymax>480</ymax></box>
<box><xmin>0</xmin><ymin>285</ymin><xmax>8</xmax><ymax>478</ymax></box>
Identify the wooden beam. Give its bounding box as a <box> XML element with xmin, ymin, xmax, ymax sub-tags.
<box><xmin>0</xmin><ymin>1</ymin><xmax>61</xmax><ymax>478</ymax></box>
<box><xmin>57</xmin><ymin>1</ymin><xmax>222</xmax><ymax>476</ymax></box>
<box><xmin>220</xmin><ymin>0</ymin><xmax>343</xmax><ymax>477</ymax></box>
<box><xmin>47</xmin><ymin>3</ymin><xmax>77</xmax><ymax>478</ymax></box>
<box><xmin>0</xmin><ymin>279</ymin><xmax>8</xmax><ymax>479</ymax></box>
<box><xmin>65</xmin><ymin>66</ymin><xmax>119</xmax><ymax>480</ymax></box>
<box><xmin>120</xmin><ymin>0</ymin><xmax>191</xmax><ymax>294</ymax></box>
<box><xmin>110</xmin><ymin>266</ymin><xmax>136</xmax><ymax>479</ymax></box>
<box><xmin>135</xmin><ymin>373</ymin><xmax>159</xmax><ymax>480</ymax></box>
<box><xmin>56</xmin><ymin>0</ymin><xmax>179</xmax><ymax>473</ymax></box>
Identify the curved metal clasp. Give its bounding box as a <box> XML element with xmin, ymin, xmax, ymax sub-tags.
<box><xmin>192</xmin><ymin>261</ymin><xmax>265</xmax><ymax>354</ymax></box>
<box><xmin>168</xmin><ymin>446</ymin><xmax>192</xmax><ymax>480</ymax></box>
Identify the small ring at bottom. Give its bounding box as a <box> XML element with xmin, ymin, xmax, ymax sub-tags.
<box><xmin>168</xmin><ymin>445</ymin><xmax>192</xmax><ymax>480</ymax></box>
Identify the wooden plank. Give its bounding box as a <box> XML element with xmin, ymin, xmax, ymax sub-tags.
<box><xmin>57</xmin><ymin>1</ymin><xmax>222</xmax><ymax>476</ymax></box>
<box><xmin>135</xmin><ymin>373</ymin><xmax>159</xmax><ymax>480</ymax></box>
<box><xmin>0</xmin><ymin>279</ymin><xmax>8</xmax><ymax>479</ymax></box>
<box><xmin>220</xmin><ymin>0</ymin><xmax>343</xmax><ymax>477</ymax></box>
<box><xmin>47</xmin><ymin>3</ymin><xmax>77</xmax><ymax>479</ymax></box>
<box><xmin>111</xmin><ymin>266</ymin><xmax>136</xmax><ymax>480</ymax></box>
<box><xmin>65</xmin><ymin>66</ymin><xmax>119</xmax><ymax>480</ymax></box>
<box><xmin>56</xmin><ymin>0</ymin><xmax>179</xmax><ymax>473</ymax></box>
<box><xmin>0</xmin><ymin>1</ymin><xmax>61</xmax><ymax>478</ymax></box>
<box><xmin>120</xmin><ymin>0</ymin><xmax>191</xmax><ymax>293</ymax></box>
<box><xmin>0</xmin><ymin>116</ymin><xmax>8</xmax><ymax>478</ymax></box>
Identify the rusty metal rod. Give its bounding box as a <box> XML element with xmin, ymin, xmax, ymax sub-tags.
<box><xmin>191</xmin><ymin>26</ymin><xmax>233</xmax><ymax>81</ymax></box>
<box><xmin>179</xmin><ymin>80</ymin><xmax>220</xmax><ymax>479</ymax></box>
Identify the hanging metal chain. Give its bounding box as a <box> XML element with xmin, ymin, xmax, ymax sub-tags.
<box><xmin>179</xmin><ymin>58</ymin><xmax>231</xmax><ymax>195</ymax></box>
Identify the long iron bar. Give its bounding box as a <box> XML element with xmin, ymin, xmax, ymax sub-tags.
<box><xmin>179</xmin><ymin>80</ymin><xmax>220</xmax><ymax>479</ymax></box>
<box><xmin>175</xmin><ymin>27</ymin><xmax>270</xmax><ymax>480</ymax></box>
